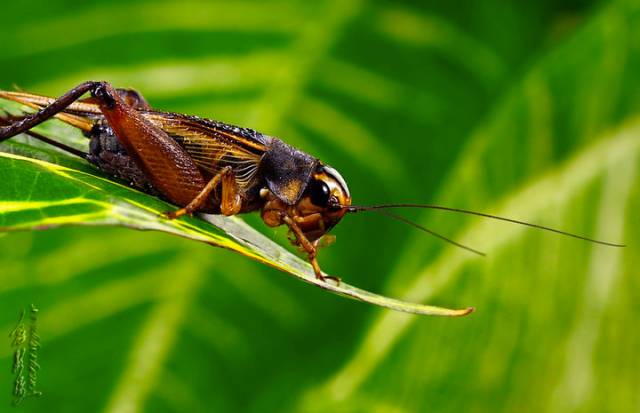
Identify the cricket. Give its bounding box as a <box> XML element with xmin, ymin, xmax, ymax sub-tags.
<box><xmin>0</xmin><ymin>81</ymin><xmax>625</xmax><ymax>283</ymax></box>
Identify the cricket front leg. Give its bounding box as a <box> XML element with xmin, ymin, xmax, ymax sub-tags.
<box><xmin>282</xmin><ymin>215</ymin><xmax>340</xmax><ymax>284</ymax></box>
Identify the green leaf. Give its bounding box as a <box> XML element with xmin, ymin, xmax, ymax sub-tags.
<box><xmin>1</xmin><ymin>1</ymin><xmax>639</xmax><ymax>412</ymax></box>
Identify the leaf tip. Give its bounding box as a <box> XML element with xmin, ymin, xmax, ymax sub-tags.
<box><xmin>452</xmin><ymin>306</ymin><xmax>475</xmax><ymax>317</ymax></box>
<box><xmin>419</xmin><ymin>305</ymin><xmax>475</xmax><ymax>317</ymax></box>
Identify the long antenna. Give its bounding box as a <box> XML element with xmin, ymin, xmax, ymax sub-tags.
<box><xmin>372</xmin><ymin>209</ymin><xmax>485</xmax><ymax>256</ymax></box>
<box><xmin>347</xmin><ymin>203</ymin><xmax>625</xmax><ymax>248</ymax></box>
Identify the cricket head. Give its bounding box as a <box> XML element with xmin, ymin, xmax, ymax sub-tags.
<box><xmin>294</xmin><ymin>164</ymin><xmax>351</xmax><ymax>242</ymax></box>
<box><xmin>261</xmin><ymin>164</ymin><xmax>351</xmax><ymax>243</ymax></box>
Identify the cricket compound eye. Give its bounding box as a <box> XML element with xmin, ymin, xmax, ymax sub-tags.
<box><xmin>307</xmin><ymin>179</ymin><xmax>331</xmax><ymax>207</ymax></box>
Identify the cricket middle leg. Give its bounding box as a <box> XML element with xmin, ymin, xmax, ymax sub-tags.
<box><xmin>164</xmin><ymin>167</ymin><xmax>242</xmax><ymax>219</ymax></box>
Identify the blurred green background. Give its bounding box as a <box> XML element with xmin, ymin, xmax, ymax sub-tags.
<box><xmin>1</xmin><ymin>0</ymin><xmax>639</xmax><ymax>412</ymax></box>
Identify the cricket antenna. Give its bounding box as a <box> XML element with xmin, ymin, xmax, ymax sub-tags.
<box><xmin>371</xmin><ymin>209</ymin><xmax>486</xmax><ymax>256</ymax></box>
<box><xmin>346</xmin><ymin>203</ymin><xmax>626</xmax><ymax>250</ymax></box>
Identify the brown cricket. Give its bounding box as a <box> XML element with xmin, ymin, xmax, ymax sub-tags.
<box><xmin>0</xmin><ymin>81</ymin><xmax>624</xmax><ymax>283</ymax></box>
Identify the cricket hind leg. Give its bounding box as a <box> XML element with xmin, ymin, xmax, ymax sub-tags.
<box><xmin>0</xmin><ymin>113</ymin><xmax>87</xmax><ymax>158</ymax></box>
<box><xmin>0</xmin><ymin>112</ymin><xmax>157</xmax><ymax>197</ymax></box>
<box><xmin>0</xmin><ymin>81</ymin><xmax>208</xmax><ymax>207</ymax></box>
<box><xmin>0</xmin><ymin>112</ymin><xmax>159</xmax><ymax>196</ymax></box>
<box><xmin>0</xmin><ymin>81</ymin><xmax>103</xmax><ymax>142</ymax></box>
<box><xmin>0</xmin><ymin>81</ymin><xmax>145</xmax><ymax>142</ymax></box>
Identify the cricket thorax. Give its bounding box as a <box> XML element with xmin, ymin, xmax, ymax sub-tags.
<box><xmin>259</xmin><ymin>139</ymin><xmax>318</xmax><ymax>203</ymax></box>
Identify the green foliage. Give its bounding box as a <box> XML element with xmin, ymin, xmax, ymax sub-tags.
<box><xmin>1</xmin><ymin>0</ymin><xmax>639</xmax><ymax>412</ymax></box>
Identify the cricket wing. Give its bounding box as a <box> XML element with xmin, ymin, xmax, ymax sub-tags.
<box><xmin>142</xmin><ymin>112</ymin><xmax>266</xmax><ymax>188</ymax></box>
